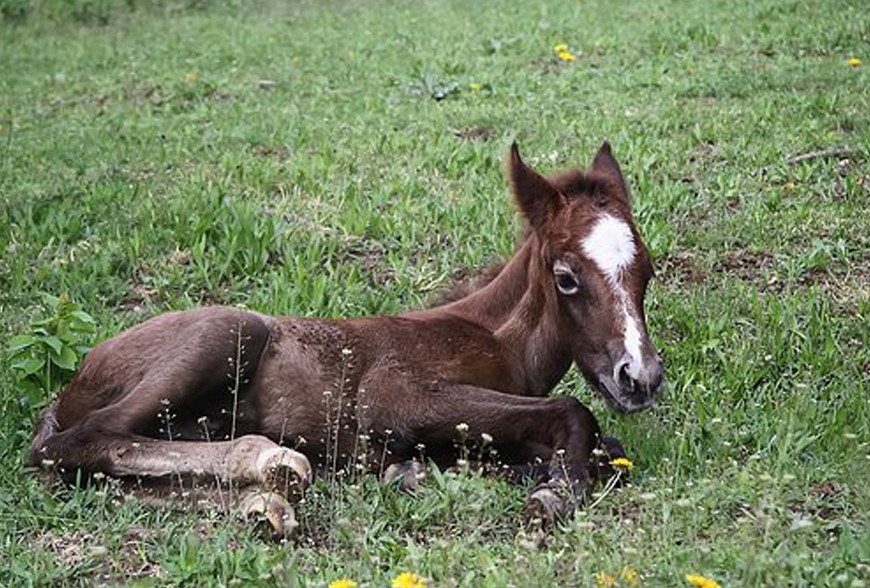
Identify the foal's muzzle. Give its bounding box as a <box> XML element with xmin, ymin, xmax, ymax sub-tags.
<box><xmin>599</xmin><ymin>354</ymin><xmax>664</xmax><ymax>413</ymax></box>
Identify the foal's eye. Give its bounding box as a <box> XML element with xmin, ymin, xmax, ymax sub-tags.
<box><xmin>555</xmin><ymin>272</ymin><xmax>579</xmax><ymax>295</ymax></box>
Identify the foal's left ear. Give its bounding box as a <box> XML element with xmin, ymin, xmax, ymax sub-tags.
<box><xmin>507</xmin><ymin>142</ymin><xmax>563</xmax><ymax>231</ymax></box>
<box><xmin>592</xmin><ymin>141</ymin><xmax>630</xmax><ymax>203</ymax></box>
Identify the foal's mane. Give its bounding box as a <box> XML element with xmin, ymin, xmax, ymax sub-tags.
<box><xmin>549</xmin><ymin>168</ymin><xmax>622</xmax><ymax>200</ymax></box>
<box><xmin>429</xmin><ymin>259</ymin><xmax>511</xmax><ymax>307</ymax></box>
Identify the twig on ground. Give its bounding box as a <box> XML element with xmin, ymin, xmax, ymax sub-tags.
<box><xmin>754</xmin><ymin>146</ymin><xmax>858</xmax><ymax>176</ymax></box>
<box><xmin>786</xmin><ymin>146</ymin><xmax>856</xmax><ymax>165</ymax></box>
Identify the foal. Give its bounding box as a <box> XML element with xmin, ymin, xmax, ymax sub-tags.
<box><xmin>29</xmin><ymin>142</ymin><xmax>663</xmax><ymax>536</ymax></box>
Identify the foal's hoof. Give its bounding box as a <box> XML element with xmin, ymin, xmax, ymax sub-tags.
<box><xmin>240</xmin><ymin>490</ymin><xmax>297</xmax><ymax>541</ymax></box>
<box><xmin>592</xmin><ymin>436</ymin><xmax>630</xmax><ymax>484</ymax></box>
<box><xmin>524</xmin><ymin>485</ymin><xmax>572</xmax><ymax>529</ymax></box>
<box><xmin>383</xmin><ymin>460</ymin><xmax>426</xmax><ymax>492</ymax></box>
<box><xmin>257</xmin><ymin>447</ymin><xmax>312</xmax><ymax>504</ymax></box>
<box><xmin>601</xmin><ymin>436</ymin><xmax>627</xmax><ymax>460</ymax></box>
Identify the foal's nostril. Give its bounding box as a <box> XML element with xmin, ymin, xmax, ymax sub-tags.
<box><xmin>615</xmin><ymin>359</ymin><xmax>662</xmax><ymax>398</ymax></box>
<box><xmin>617</xmin><ymin>362</ymin><xmax>634</xmax><ymax>392</ymax></box>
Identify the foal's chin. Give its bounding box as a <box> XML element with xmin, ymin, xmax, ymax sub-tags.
<box><xmin>594</xmin><ymin>377</ymin><xmax>657</xmax><ymax>414</ymax></box>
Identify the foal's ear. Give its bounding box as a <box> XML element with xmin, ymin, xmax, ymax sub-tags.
<box><xmin>592</xmin><ymin>141</ymin><xmax>630</xmax><ymax>203</ymax></box>
<box><xmin>507</xmin><ymin>142</ymin><xmax>562</xmax><ymax>230</ymax></box>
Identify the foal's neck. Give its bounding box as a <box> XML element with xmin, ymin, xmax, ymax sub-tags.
<box><xmin>450</xmin><ymin>238</ymin><xmax>535</xmax><ymax>329</ymax></box>
<box><xmin>446</xmin><ymin>235</ymin><xmax>572</xmax><ymax>395</ymax></box>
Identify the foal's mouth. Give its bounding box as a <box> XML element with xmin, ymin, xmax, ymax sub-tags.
<box><xmin>594</xmin><ymin>375</ymin><xmax>658</xmax><ymax>414</ymax></box>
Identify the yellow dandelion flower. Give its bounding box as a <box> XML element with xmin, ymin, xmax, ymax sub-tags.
<box><xmin>558</xmin><ymin>51</ymin><xmax>576</xmax><ymax>62</ymax></box>
<box><xmin>847</xmin><ymin>57</ymin><xmax>861</xmax><ymax>67</ymax></box>
<box><xmin>392</xmin><ymin>571</ymin><xmax>426</xmax><ymax>588</ymax></box>
<box><xmin>553</xmin><ymin>43</ymin><xmax>569</xmax><ymax>52</ymax></box>
<box><xmin>595</xmin><ymin>572</ymin><xmax>618</xmax><ymax>587</ymax></box>
<box><xmin>622</xmin><ymin>565</ymin><xmax>640</xmax><ymax>586</ymax></box>
<box><xmin>611</xmin><ymin>457</ymin><xmax>634</xmax><ymax>470</ymax></box>
<box><xmin>185</xmin><ymin>72</ymin><xmax>199</xmax><ymax>83</ymax></box>
<box><xmin>686</xmin><ymin>573</ymin><xmax>721</xmax><ymax>588</ymax></box>
<box><xmin>328</xmin><ymin>579</ymin><xmax>358</xmax><ymax>588</ymax></box>
<box><xmin>469</xmin><ymin>83</ymin><xmax>483</xmax><ymax>91</ymax></box>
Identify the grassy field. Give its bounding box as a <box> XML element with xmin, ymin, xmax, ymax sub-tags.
<box><xmin>1</xmin><ymin>0</ymin><xmax>868</xmax><ymax>585</ymax></box>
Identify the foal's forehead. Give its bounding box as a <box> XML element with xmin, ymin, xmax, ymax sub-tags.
<box><xmin>578</xmin><ymin>213</ymin><xmax>637</xmax><ymax>281</ymax></box>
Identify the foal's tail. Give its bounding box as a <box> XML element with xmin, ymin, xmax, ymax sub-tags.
<box><xmin>27</xmin><ymin>400</ymin><xmax>60</xmax><ymax>468</ymax></box>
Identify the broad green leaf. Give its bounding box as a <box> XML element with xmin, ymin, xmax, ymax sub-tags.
<box><xmin>50</xmin><ymin>346</ymin><xmax>78</xmax><ymax>371</ymax></box>
<box><xmin>17</xmin><ymin>357</ymin><xmax>45</xmax><ymax>377</ymax></box>
<box><xmin>7</xmin><ymin>334</ymin><xmax>36</xmax><ymax>353</ymax></box>
<box><xmin>41</xmin><ymin>293</ymin><xmax>61</xmax><ymax>308</ymax></box>
<box><xmin>41</xmin><ymin>336</ymin><xmax>63</xmax><ymax>355</ymax></box>
<box><xmin>70</xmin><ymin>310</ymin><xmax>97</xmax><ymax>325</ymax></box>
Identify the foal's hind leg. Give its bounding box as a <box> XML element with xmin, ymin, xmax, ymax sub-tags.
<box><xmin>31</xmin><ymin>309</ymin><xmax>311</xmax><ymax>537</ymax></box>
<box><xmin>38</xmin><ymin>429</ymin><xmax>311</xmax><ymax>537</ymax></box>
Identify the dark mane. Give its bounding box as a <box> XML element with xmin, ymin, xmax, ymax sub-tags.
<box><xmin>430</xmin><ymin>225</ymin><xmax>534</xmax><ymax>307</ymax></box>
<box><xmin>550</xmin><ymin>169</ymin><xmax>621</xmax><ymax>199</ymax></box>
<box><xmin>429</xmin><ymin>260</ymin><xmax>508</xmax><ymax>307</ymax></box>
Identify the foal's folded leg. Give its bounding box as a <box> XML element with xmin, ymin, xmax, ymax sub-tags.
<box><xmin>36</xmin><ymin>427</ymin><xmax>311</xmax><ymax>538</ymax></box>
<box><xmin>361</xmin><ymin>377</ymin><xmax>603</xmax><ymax>527</ymax></box>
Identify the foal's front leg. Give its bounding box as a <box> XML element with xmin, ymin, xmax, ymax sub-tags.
<box><xmin>361</xmin><ymin>377</ymin><xmax>603</xmax><ymax>526</ymax></box>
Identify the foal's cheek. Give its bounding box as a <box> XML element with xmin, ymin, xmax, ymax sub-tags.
<box><xmin>564</xmin><ymin>298</ymin><xmax>611</xmax><ymax>355</ymax></box>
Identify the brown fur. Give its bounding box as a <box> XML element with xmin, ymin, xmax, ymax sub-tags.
<box><xmin>29</xmin><ymin>142</ymin><xmax>664</xmax><ymax>526</ymax></box>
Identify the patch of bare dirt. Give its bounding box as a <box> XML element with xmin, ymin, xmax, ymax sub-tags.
<box><xmin>118</xmin><ymin>251</ymin><xmax>193</xmax><ymax>313</ymax></box>
<box><xmin>31</xmin><ymin>528</ymin><xmax>163</xmax><ymax>584</ymax></box>
<box><xmin>716</xmin><ymin>245</ymin><xmax>870</xmax><ymax>313</ymax></box>
<box><xmin>719</xmin><ymin>250</ymin><xmax>776</xmax><ymax>287</ymax></box>
<box><xmin>687</xmin><ymin>141</ymin><xmax>720</xmax><ymax>167</ymax></box>
<box><xmin>337</xmin><ymin>237</ymin><xmax>394</xmax><ymax>287</ymax></box>
<box><xmin>657</xmin><ymin>253</ymin><xmax>706</xmax><ymax>286</ymax></box>
<box><xmin>251</xmin><ymin>144</ymin><xmax>292</xmax><ymax>160</ymax></box>
<box><xmin>453</xmin><ymin>127</ymin><xmax>492</xmax><ymax>142</ymax></box>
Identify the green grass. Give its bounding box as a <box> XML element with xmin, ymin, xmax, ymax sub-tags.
<box><xmin>1</xmin><ymin>0</ymin><xmax>868</xmax><ymax>585</ymax></box>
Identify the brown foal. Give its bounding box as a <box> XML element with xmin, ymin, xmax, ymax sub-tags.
<box><xmin>29</xmin><ymin>142</ymin><xmax>664</xmax><ymax>536</ymax></box>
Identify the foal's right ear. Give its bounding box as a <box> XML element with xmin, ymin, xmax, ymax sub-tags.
<box><xmin>507</xmin><ymin>142</ymin><xmax>562</xmax><ymax>231</ymax></box>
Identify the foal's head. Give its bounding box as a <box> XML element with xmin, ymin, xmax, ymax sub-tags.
<box><xmin>509</xmin><ymin>142</ymin><xmax>664</xmax><ymax>412</ymax></box>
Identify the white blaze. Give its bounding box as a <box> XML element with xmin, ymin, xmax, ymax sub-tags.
<box><xmin>581</xmin><ymin>215</ymin><xmax>636</xmax><ymax>284</ymax></box>
<box><xmin>581</xmin><ymin>215</ymin><xmax>645</xmax><ymax>372</ymax></box>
